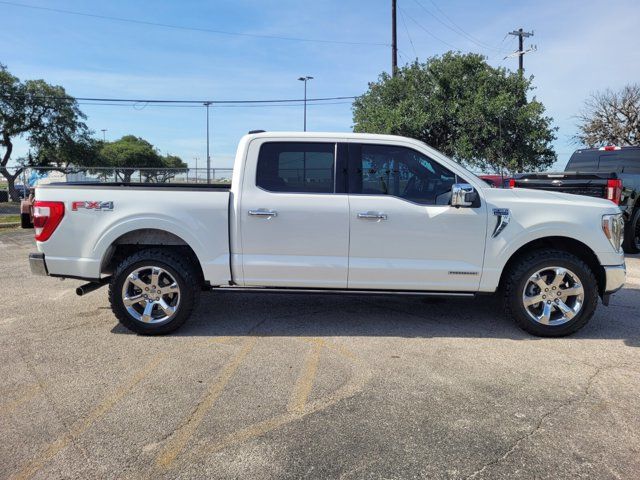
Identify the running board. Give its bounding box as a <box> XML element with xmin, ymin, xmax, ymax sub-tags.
<box><xmin>211</xmin><ymin>286</ymin><xmax>476</xmax><ymax>297</ymax></box>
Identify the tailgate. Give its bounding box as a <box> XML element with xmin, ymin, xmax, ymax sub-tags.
<box><xmin>512</xmin><ymin>172</ymin><xmax>613</xmax><ymax>199</ymax></box>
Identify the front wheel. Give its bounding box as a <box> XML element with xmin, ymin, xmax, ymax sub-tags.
<box><xmin>622</xmin><ymin>208</ymin><xmax>640</xmax><ymax>254</ymax></box>
<box><xmin>503</xmin><ymin>250</ymin><xmax>599</xmax><ymax>337</ymax></box>
<box><xmin>109</xmin><ymin>249</ymin><xmax>200</xmax><ymax>335</ymax></box>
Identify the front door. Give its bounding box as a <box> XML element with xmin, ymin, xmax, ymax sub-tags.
<box><xmin>239</xmin><ymin>140</ymin><xmax>349</xmax><ymax>288</ymax></box>
<box><xmin>347</xmin><ymin>142</ymin><xmax>487</xmax><ymax>291</ymax></box>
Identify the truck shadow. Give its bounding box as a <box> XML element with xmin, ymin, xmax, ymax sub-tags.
<box><xmin>111</xmin><ymin>287</ymin><xmax>640</xmax><ymax>347</ymax></box>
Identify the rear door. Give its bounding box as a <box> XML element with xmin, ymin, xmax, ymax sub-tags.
<box><xmin>239</xmin><ymin>139</ymin><xmax>350</xmax><ymax>288</ymax></box>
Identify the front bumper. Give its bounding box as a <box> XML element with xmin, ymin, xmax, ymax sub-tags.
<box><xmin>29</xmin><ymin>253</ymin><xmax>48</xmax><ymax>276</ymax></box>
<box><xmin>603</xmin><ymin>264</ymin><xmax>626</xmax><ymax>293</ymax></box>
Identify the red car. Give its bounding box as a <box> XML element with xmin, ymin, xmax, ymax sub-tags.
<box><xmin>478</xmin><ymin>174</ymin><xmax>511</xmax><ymax>188</ymax></box>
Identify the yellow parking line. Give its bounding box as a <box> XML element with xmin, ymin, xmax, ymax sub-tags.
<box><xmin>288</xmin><ymin>338</ymin><xmax>323</xmax><ymax>415</ymax></box>
<box><xmin>205</xmin><ymin>363</ymin><xmax>373</xmax><ymax>455</ymax></box>
<box><xmin>155</xmin><ymin>336</ymin><xmax>257</xmax><ymax>470</ymax></box>
<box><xmin>11</xmin><ymin>353</ymin><xmax>165</xmax><ymax>480</ymax></box>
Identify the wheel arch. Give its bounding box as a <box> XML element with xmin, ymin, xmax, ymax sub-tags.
<box><xmin>100</xmin><ymin>228</ymin><xmax>205</xmax><ymax>286</ymax></box>
<box><xmin>498</xmin><ymin>236</ymin><xmax>605</xmax><ymax>296</ymax></box>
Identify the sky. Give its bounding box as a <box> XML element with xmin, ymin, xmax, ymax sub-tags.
<box><xmin>1</xmin><ymin>0</ymin><xmax>639</xmax><ymax>171</ymax></box>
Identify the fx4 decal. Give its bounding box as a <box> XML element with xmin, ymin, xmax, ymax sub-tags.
<box><xmin>72</xmin><ymin>201</ymin><xmax>114</xmax><ymax>211</ymax></box>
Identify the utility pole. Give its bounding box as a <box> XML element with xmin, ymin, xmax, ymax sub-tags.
<box><xmin>508</xmin><ymin>28</ymin><xmax>534</xmax><ymax>75</ymax></box>
<box><xmin>391</xmin><ymin>0</ymin><xmax>398</xmax><ymax>76</ymax></box>
<box><xmin>297</xmin><ymin>76</ymin><xmax>313</xmax><ymax>131</ymax></box>
<box><xmin>204</xmin><ymin>102</ymin><xmax>211</xmax><ymax>183</ymax></box>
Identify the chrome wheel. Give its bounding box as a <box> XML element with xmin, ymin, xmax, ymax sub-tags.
<box><xmin>522</xmin><ymin>267</ymin><xmax>584</xmax><ymax>326</ymax></box>
<box><xmin>121</xmin><ymin>266</ymin><xmax>180</xmax><ymax>324</ymax></box>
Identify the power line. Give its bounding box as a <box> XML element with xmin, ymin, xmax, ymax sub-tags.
<box><xmin>76</xmin><ymin>101</ymin><xmax>354</xmax><ymax>109</ymax></box>
<box><xmin>422</xmin><ymin>0</ymin><xmax>506</xmax><ymax>52</ymax></box>
<box><xmin>0</xmin><ymin>0</ymin><xmax>389</xmax><ymax>47</ymax></box>
<box><xmin>4</xmin><ymin>93</ymin><xmax>358</xmax><ymax>104</ymax></box>
<box><xmin>398</xmin><ymin>7</ymin><xmax>418</xmax><ymax>59</ymax></box>
<box><xmin>411</xmin><ymin>0</ymin><xmax>504</xmax><ymax>53</ymax></box>
<box><xmin>399</xmin><ymin>6</ymin><xmax>461</xmax><ymax>51</ymax></box>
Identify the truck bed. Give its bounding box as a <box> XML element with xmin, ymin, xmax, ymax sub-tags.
<box><xmin>34</xmin><ymin>183</ymin><xmax>232</xmax><ymax>285</ymax></box>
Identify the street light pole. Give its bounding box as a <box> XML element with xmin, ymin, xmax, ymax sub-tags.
<box><xmin>297</xmin><ymin>76</ymin><xmax>313</xmax><ymax>131</ymax></box>
<box><xmin>204</xmin><ymin>102</ymin><xmax>211</xmax><ymax>183</ymax></box>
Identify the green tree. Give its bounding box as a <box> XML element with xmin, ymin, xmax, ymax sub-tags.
<box><xmin>352</xmin><ymin>52</ymin><xmax>557</xmax><ymax>173</ymax></box>
<box><xmin>35</xmin><ymin>136</ymin><xmax>102</xmax><ymax>171</ymax></box>
<box><xmin>99</xmin><ymin>135</ymin><xmax>164</xmax><ymax>182</ymax></box>
<box><xmin>0</xmin><ymin>63</ymin><xmax>91</xmax><ymax>200</ymax></box>
<box><xmin>145</xmin><ymin>154</ymin><xmax>188</xmax><ymax>183</ymax></box>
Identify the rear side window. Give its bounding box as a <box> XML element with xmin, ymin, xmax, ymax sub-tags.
<box><xmin>256</xmin><ymin>142</ymin><xmax>335</xmax><ymax>193</ymax></box>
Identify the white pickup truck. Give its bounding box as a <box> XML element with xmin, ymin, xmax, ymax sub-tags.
<box><xmin>28</xmin><ymin>131</ymin><xmax>626</xmax><ymax>337</ymax></box>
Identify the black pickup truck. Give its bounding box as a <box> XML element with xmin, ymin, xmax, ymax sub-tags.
<box><xmin>512</xmin><ymin>146</ymin><xmax>640</xmax><ymax>253</ymax></box>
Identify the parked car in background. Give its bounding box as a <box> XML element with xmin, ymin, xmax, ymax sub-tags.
<box><xmin>26</xmin><ymin>132</ymin><xmax>625</xmax><ymax>337</ymax></box>
<box><xmin>13</xmin><ymin>184</ymin><xmax>31</xmax><ymax>199</ymax></box>
<box><xmin>512</xmin><ymin>146</ymin><xmax>640</xmax><ymax>253</ymax></box>
<box><xmin>479</xmin><ymin>174</ymin><xmax>510</xmax><ymax>188</ymax></box>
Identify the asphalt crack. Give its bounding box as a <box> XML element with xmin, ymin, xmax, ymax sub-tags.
<box><xmin>464</xmin><ymin>364</ymin><xmax>635</xmax><ymax>479</ymax></box>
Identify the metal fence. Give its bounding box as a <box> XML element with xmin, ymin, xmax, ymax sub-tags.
<box><xmin>4</xmin><ymin>166</ymin><xmax>234</xmax><ymax>188</ymax></box>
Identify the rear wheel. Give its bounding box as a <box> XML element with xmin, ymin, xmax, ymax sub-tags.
<box><xmin>622</xmin><ymin>208</ymin><xmax>640</xmax><ymax>254</ymax></box>
<box><xmin>109</xmin><ymin>249</ymin><xmax>200</xmax><ymax>335</ymax></box>
<box><xmin>503</xmin><ymin>250</ymin><xmax>598</xmax><ymax>337</ymax></box>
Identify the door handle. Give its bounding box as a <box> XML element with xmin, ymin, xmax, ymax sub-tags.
<box><xmin>248</xmin><ymin>209</ymin><xmax>277</xmax><ymax>217</ymax></box>
<box><xmin>357</xmin><ymin>211</ymin><xmax>387</xmax><ymax>220</ymax></box>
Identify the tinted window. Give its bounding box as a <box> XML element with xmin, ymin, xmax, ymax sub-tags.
<box><xmin>566</xmin><ymin>150</ymin><xmax>599</xmax><ymax>171</ymax></box>
<box><xmin>598</xmin><ymin>151</ymin><xmax>640</xmax><ymax>174</ymax></box>
<box><xmin>622</xmin><ymin>153</ymin><xmax>640</xmax><ymax>174</ymax></box>
<box><xmin>349</xmin><ymin>144</ymin><xmax>458</xmax><ymax>205</ymax></box>
<box><xmin>257</xmin><ymin>142</ymin><xmax>335</xmax><ymax>193</ymax></box>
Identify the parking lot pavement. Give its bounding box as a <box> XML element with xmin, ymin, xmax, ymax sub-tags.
<box><xmin>1</xmin><ymin>230</ymin><xmax>639</xmax><ymax>479</ymax></box>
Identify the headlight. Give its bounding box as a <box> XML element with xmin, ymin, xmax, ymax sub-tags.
<box><xmin>602</xmin><ymin>213</ymin><xmax>624</xmax><ymax>252</ymax></box>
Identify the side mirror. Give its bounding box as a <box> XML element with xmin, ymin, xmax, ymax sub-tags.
<box><xmin>451</xmin><ymin>183</ymin><xmax>477</xmax><ymax>208</ymax></box>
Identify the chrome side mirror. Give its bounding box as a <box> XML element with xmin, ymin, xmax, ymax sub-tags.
<box><xmin>451</xmin><ymin>183</ymin><xmax>477</xmax><ymax>208</ymax></box>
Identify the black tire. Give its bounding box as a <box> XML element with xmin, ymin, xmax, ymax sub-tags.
<box><xmin>622</xmin><ymin>208</ymin><xmax>640</xmax><ymax>254</ymax></box>
<box><xmin>109</xmin><ymin>248</ymin><xmax>200</xmax><ymax>335</ymax></box>
<box><xmin>503</xmin><ymin>249</ymin><xmax>598</xmax><ymax>337</ymax></box>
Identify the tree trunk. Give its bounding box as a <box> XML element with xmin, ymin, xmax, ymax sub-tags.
<box><xmin>1</xmin><ymin>167</ymin><xmax>24</xmax><ymax>202</ymax></box>
<box><xmin>1</xmin><ymin>135</ymin><xmax>20</xmax><ymax>201</ymax></box>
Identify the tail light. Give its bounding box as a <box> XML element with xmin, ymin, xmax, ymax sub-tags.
<box><xmin>606</xmin><ymin>179</ymin><xmax>622</xmax><ymax>205</ymax></box>
<box><xmin>33</xmin><ymin>201</ymin><xmax>65</xmax><ymax>241</ymax></box>
<box><xmin>507</xmin><ymin>178</ymin><xmax>516</xmax><ymax>188</ymax></box>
